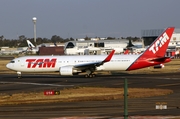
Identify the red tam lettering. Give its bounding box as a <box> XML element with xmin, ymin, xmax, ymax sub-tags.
<box><xmin>26</xmin><ymin>59</ymin><xmax>36</xmax><ymax>68</ymax></box>
<box><xmin>32</xmin><ymin>59</ymin><xmax>44</xmax><ymax>68</ymax></box>
<box><xmin>43</xmin><ymin>59</ymin><xmax>57</xmax><ymax>68</ymax></box>
<box><xmin>26</xmin><ymin>58</ymin><xmax>57</xmax><ymax>68</ymax></box>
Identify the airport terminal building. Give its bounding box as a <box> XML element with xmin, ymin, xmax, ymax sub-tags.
<box><xmin>64</xmin><ymin>39</ymin><xmax>130</xmax><ymax>55</ymax></box>
<box><xmin>64</xmin><ymin>28</ymin><xmax>180</xmax><ymax>56</ymax></box>
<box><xmin>1</xmin><ymin>28</ymin><xmax>180</xmax><ymax>57</ymax></box>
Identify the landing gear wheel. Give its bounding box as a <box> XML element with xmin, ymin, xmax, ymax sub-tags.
<box><xmin>84</xmin><ymin>74</ymin><xmax>96</xmax><ymax>78</ymax></box>
<box><xmin>92</xmin><ymin>74</ymin><xmax>96</xmax><ymax>77</ymax></box>
<box><xmin>89</xmin><ymin>74</ymin><xmax>96</xmax><ymax>78</ymax></box>
<box><xmin>89</xmin><ymin>74</ymin><xmax>93</xmax><ymax>78</ymax></box>
<box><xmin>18</xmin><ymin>76</ymin><xmax>21</xmax><ymax>79</ymax></box>
<box><xmin>85</xmin><ymin>74</ymin><xmax>89</xmax><ymax>78</ymax></box>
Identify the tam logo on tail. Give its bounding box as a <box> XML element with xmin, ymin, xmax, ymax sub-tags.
<box><xmin>141</xmin><ymin>27</ymin><xmax>174</xmax><ymax>57</ymax></box>
<box><xmin>127</xmin><ymin>27</ymin><xmax>174</xmax><ymax>71</ymax></box>
<box><xmin>149</xmin><ymin>32</ymin><xmax>169</xmax><ymax>54</ymax></box>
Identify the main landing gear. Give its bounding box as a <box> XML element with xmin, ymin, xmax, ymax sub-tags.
<box><xmin>17</xmin><ymin>71</ymin><xmax>22</xmax><ymax>78</ymax></box>
<box><xmin>85</xmin><ymin>73</ymin><xmax>96</xmax><ymax>78</ymax></box>
<box><xmin>84</xmin><ymin>69</ymin><xmax>96</xmax><ymax>78</ymax></box>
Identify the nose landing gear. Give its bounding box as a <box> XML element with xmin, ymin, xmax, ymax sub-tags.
<box><xmin>17</xmin><ymin>72</ymin><xmax>22</xmax><ymax>78</ymax></box>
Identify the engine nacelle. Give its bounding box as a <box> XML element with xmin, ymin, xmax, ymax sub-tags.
<box><xmin>154</xmin><ymin>64</ymin><xmax>165</xmax><ymax>69</ymax></box>
<box><xmin>59</xmin><ymin>66</ymin><xmax>75</xmax><ymax>75</ymax></box>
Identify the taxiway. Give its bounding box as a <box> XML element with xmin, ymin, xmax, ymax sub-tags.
<box><xmin>0</xmin><ymin>73</ymin><xmax>180</xmax><ymax>119</ymax></box>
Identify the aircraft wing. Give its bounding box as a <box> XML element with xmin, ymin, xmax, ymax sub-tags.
<box><xmin>74</xmin><ymin>50</ymin><xmax>115</xmax><ymax>70</ymax></box>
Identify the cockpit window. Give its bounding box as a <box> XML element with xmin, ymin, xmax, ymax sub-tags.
<box><xmin>10</xmin><ymin>61</ymin><xmax>15</xmax><ymax>63</ymax></box>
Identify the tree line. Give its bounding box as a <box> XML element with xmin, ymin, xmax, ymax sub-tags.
<box><xmin>0</xmin><ymin>35</ymin><xmax>140</xmax><ymax>48</ymax></box>
<box><xmin>0</xmin><ymin>35</ymin><xmax>74</xmax><ymax>48</ymax></box>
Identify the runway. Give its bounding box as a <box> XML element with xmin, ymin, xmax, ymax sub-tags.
<box><xmin>0</xmin><ymin>73</ymin><xmax>180</xmax><ymax>119</ymax></box>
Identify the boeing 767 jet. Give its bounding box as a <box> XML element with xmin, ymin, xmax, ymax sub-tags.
<box><xmin>6</xmin><ymin>27</ymin><xmax>174</xmax><ymax>78</ymax></box>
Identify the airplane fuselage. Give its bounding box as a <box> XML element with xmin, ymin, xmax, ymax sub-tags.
<box><xmin>6</xmin><ymin>55</ymin><xmax>140</xmax><ymax>72</ymax></box>
<box><xmin>6</xmin><ymin>27</ymin><xmax>175</xmax><ymax>78</ymax></box>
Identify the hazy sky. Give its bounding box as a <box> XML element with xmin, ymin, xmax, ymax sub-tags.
<box><xmin>0</xmin><ymin>0</ymin><xmax>180</xmax><ymax>39</ymax></box>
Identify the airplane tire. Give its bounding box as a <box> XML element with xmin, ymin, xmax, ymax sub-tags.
<box><xmin>18</xmin><ymin>76</ymin><xmax>21</xmax><ymax>79</ymax></box>
<box><xmin>85</xmin><ymin>74</ymin><xmax>96</xmax><ymax>78</ymax></box>
<box><xmin>89</xmin><ymin>74</ymin><xmax>93</xmax><ymax>78</ymax></box>
<box><xmin>85</xmin><ymin>74</ymin><xmax>89</xmax><ymax>78</ymax></box>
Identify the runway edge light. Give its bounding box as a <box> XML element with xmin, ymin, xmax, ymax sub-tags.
<box><xmin>54</xmin><ymin>90</ymin><xmax>60</xmax><ymax>95</ymax></box>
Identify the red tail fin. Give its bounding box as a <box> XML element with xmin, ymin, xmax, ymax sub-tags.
<box><xmin>127</xmin><ymin>27</ymin><xmax>174</xmax><ymax>71</ymax></box>
<box><xmin>142</xmin><ymin>27</ymin><xmax>174</xmax><ymax>57</ymax></box>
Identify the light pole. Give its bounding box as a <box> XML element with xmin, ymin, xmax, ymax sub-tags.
<box><xmin>32</xmin><ymin>17</ymin><xmax>37</xmax><ymax>47</ymax></box>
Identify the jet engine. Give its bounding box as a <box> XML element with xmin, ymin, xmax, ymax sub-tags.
<box><xmin>153</xmin><ymin>64</ymin><xmax>165</xmax><ymax>69</ymax></box>
<box><xmin>59</xmin><ymin>66</ymin><xmax>78</xmax><ymax>75</ymax></box>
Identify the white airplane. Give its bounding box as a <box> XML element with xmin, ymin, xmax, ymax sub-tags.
<box><xmin>27</xmin><ymin>40</ymin><xmax>35</xmax><ymax>48</ymax></box>
<box><xmin>26</xmin><ymin>40</ymin><xmax>39</xmax><ymax>54</ymax></box>
<box><xmin>6</xmin><ymin>27</ymin><xmax>174</xmax><ymax>78</ymax></box>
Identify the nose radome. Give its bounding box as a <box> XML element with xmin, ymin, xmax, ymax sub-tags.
<box><xmin>6</xmin><ymin>63</ymin><xmax>10</xmax><ymax>69</ymax></box>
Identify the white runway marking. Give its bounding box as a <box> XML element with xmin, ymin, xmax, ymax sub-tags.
<box><xmin>0</xmin><ymin>81</ymin><xmax>74</xmax><ymax>87</ymax></box>
<box><xmin>157</xmin><ymin>83</ymin><xmax>180</xmax><ymax>87</ymax></box>
<box><xmin>119</xmin><ymin>76</ymin><xmax>180</xmax><ymax>80</ymax></box>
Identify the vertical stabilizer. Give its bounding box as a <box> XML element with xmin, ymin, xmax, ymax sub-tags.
<box><xmin>27</xmin><ymin>40</ymin><xmax>35</xmax><ymax>48</ymax></box>
<box><xmin>127</xmin><ymin>27</ymin><xmax>174</xmax><ymax>71</ymax></box>
<box><xmin>141</xmin><ymin>27</ymin><xmax>174</xmax><ymax>57</ymax></box>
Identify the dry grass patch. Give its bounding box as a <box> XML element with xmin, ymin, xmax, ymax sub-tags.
<box><xmin>0</xmin><ymin>60</ymin><xmax>14</xmax><ymax>73</ymax></box>
<box><xmin>0</xmin><ymin>87</ymin><xmax>173</xmax><ymax>105</ymax></box>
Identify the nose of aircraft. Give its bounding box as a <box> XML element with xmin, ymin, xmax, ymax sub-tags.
<box><xmin>6</xmin><ymin>63</ymin><xmax>10</xmax><ymax>69</ymax></box>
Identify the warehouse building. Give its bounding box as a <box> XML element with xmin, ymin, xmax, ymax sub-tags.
<box><xmin>142</xmin><ymin>28</ymin><xmax>180</xmax><ymax>58</ymax></box>
<box><xmin>141</xmin><ymin>28</ymin><xmax>180</xmax><ymax>48</ymax></box>
<box><xmin>64</xmin><ymin>39</ymin><xmax>130</xmax><ymax>55</ymax></box>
